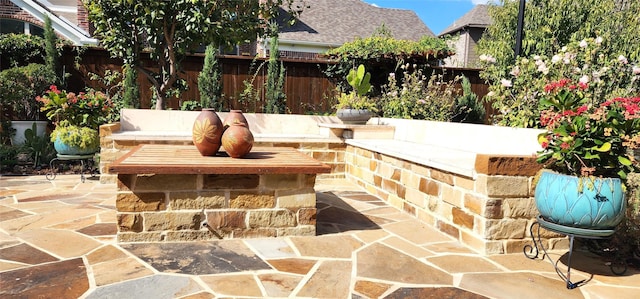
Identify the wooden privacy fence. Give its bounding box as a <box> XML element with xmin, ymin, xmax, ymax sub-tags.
<box><xmin>63</xmin><ymin>48</ymin><xmax>338</xmax><ymax>113</ymax></box>
<box><xmin>62</xmin><ymin>48</ymin><xmax>489</xmax><ymax>115</ymax></box>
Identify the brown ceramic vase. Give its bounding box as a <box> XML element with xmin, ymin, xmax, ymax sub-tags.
<box><xmin>223</xmin><ymin>110</ymin><xmax>249</xmax><ymax>129</ymax></box>
<box><xmin>192</xmin><ymin>109</ymin><xmax>223</xmax><ymax>156</ymax></box>
<box><xmin>221</xmin><ymin>122</ymin><xmax>254</xmax><ymax>158</ymax></box>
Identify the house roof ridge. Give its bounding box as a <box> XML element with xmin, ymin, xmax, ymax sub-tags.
<box><xmin>13</xmin><ymin>0</ymin><xmax>98</xmax><ymax>45</ymax></box>
<box><xmin>438</xmin><ymin>4</ymin><xmax>492</xmax><ymax>36</ymax></box>
<box><xmin>279</xmin><ymin>0</ymin><xmax>434</xmax><ymax>46</ymax></box>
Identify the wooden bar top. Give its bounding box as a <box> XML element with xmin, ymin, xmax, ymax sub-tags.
<box><xmin>109</xmin><ymin>144</ymin><xmax>332</xmax><ymax>175</ymax></box>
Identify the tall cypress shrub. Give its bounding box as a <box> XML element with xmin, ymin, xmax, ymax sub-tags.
<box><xmin>198</xmin><ymin>44</ymin><xmax>223</xmax><ymax>110</ymax></box>
<box><xmin>265</xmin><ymin>22</ymin><xmax>286</xmax><ymax>114</ymax></box>
<box><xmin>43</xmin><ymin>15</ymin><xmax>59</xmax><ymax>85</ymax></box>
<box><xmin>122</xmin><ymin>65</ymin><xmax>140</xmax><ymax>108</ymax></box>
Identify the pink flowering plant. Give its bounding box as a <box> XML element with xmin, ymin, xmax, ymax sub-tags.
<box><xmin>37</xmin><ymin>85</ymin><xmax>114</xmax><ymax>130</ymax></box>
<box><xmin>482</xmin><ymin>37</ymin><xmax>640</xmax><ymax>128</ymax></box>
<box><xmin>537</xmin><ymin>79</ymin><xmax>640</xmax><ymax>179</ymax></box>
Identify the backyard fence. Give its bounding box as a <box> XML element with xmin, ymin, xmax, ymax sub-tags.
<box><xmin>62</xmin><ymin>48</ymin><xmax>490</xmax><ymax>116</ymax></box>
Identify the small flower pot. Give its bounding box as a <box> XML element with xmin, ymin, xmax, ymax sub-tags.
<box><xmin>336</xmin><ymin>109</ymin><xmax>372</xmax><ymax>125</ymax></box>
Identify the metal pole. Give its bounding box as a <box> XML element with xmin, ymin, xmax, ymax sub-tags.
<box><xmin>515</xmin><ymin>0</ymin><xmax>526</xmax><ymax>58</ymax></box>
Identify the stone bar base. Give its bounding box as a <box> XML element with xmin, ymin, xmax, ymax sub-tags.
<box><xmin>116</xmin><ymin>173</ymin><xmax>318</xmax><ymax>242</ymax></box>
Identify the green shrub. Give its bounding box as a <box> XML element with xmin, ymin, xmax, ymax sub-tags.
<box><xmin>0</xmin><ymin>34</ymin><xmax>45</xmax><ymax>67</ymax></box>
<box><xmin>380</xmin><ymin>64</ymin><xmax>458</xmax><ymax>121</ymax></box>
<box><xmin>452</xmin><ymin>76</ymin><xmax>485</xmax><ymax>124</ymax></box>
<box><xmin>0</xmin><ymin>63</ymin><xmax>56</xmax><ymax>120</ymax></box>
<box><xmin>0</xmin><ymin>143</ymin><xmax>21</xmax><ymax>171</ymax></box>
<box><xmin>198</xmin><ymin>44</ymin><xmax>223</xmax><ymax>110</ymax></box>
<box><xmin>180</xmin><ymin>100</ymin><xmax>202</xmax><ymax>111</ymax></box>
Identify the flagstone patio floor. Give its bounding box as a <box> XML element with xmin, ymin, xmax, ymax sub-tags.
<box><xmin>1</xmin><ymin>174</ymin><xmax>639</xmax><ymax>298</ymax></box>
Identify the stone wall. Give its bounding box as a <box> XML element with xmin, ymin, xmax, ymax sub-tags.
<box><xmin>344</xmin><ymin>146</ymin><xmax>567</xmax><ymax>255</ymax></box>
<box><xmin>116</xmin><ymin>172</ymin><xmax>318</xmax><ymax>242</ymax></box>
<box><xmin>99</xmin><ymin>116</ymin><xmax>567</xmax><ymax>254</ymax></box>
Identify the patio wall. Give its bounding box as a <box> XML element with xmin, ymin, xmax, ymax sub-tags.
<box><xmin>344</xmin><ymin>146</ymin><xmax>568</xmax><ymax>255</ymax></box>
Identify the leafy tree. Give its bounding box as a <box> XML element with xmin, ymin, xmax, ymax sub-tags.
<box><xmin>480</xmin><ymin>0</ymin><xmax>639</xmax><ymax>79</ymax></box>
<box><xmin>265</xmin><ymin>22</ymin><xmax>286</xmax><ymax>114</ymax></box>
<box><xmin>478</xmin><ymin>0</ymin><xmax>640</xmax><ymax>127</ymax></box>
<box><xmin>197</xmin><ymin>44</ymin><xmax>223</xmax><ymax>111</ymax></box>
<box><xmin>85</xmin><ymin>0</ymin><xmax>300</xmax><ymax>109</ymax></box>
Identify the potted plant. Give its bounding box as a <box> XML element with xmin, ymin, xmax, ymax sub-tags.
<box><xmin>0</xmin><ymin>64</ymin><xmax>54</xmax><ymax>145</ymax></box>
<box><xmin>335</xmin><ymin>64</ymin><xmax>377</xmax><ymax>124</ymax></box>
<box><xmin>535</xmin><ymin>78</ymin><xmax>640</xmax><ymax>232</ymax></box>
<box><xmin>38</xmin><ymin>85</ymin><xmax>114</xmax><ymax>155</ymax></box>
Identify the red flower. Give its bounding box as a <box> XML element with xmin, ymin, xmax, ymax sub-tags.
<box><xmin>578</xmin><ymin>82</ymin><xmax>588</xmax><ymax>90</ymax></box>
<box><xmin>576</xmin><ymin>105</ymin><xmax>588</xmax><ymax>114</ymax></box>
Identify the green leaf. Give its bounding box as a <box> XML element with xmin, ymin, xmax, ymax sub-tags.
<box><xmin>584</xmin><ymin>152</ymin><xmax>600</xmax><ymax>159</ymax></box>
<box><xmin>618</xmin><ymin>156</ymin><xmax>632</xmax><ymax>166</ymax></box>
<box><xmin>593</xmin><ymin>142</ymin><xmax>611</xmax><ymax>152</ymax></box>
<box><xmin>356</xmin><ymin>64</ymin><xmax>365</xmax><ymax>80</ymax></box>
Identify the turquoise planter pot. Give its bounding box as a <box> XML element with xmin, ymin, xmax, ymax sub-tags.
<box><xmin>534</xmin><ymin>171</ymin><xmax>626</xmax><ymax>229</ymax></box>
<box><xmin>53</xmin><ymin>135</ymin><xmax>98</xmax><ymax>156</ymax></box>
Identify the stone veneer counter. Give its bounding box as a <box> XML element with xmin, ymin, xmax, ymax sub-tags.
<box><xmin>109</xmin><ymin>144</ymin><xmax>331</xmax><ymax>242</ymax></box>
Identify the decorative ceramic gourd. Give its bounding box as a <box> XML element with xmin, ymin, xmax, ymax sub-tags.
<box><xmin>221</xmin><ymin>122</ymin><xmax>254</xmax><ymax>158</ymax></box>
<box><xmin>223</xmin><ymin>110</ymin><xmax>249</xmax><ymax>129</ymax></box>
<box><xmin>192</xmin><ymin>109</ymin><xmax>224</xmax><ymax>156</ymax></box>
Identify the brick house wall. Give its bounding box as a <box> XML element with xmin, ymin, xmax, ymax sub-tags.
<box><xmin>0</xmin><ymin>0</ymin><xmax>45</xmax><ymax>28</ymax></box>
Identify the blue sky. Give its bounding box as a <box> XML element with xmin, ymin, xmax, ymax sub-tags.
<box><xmin>364</xmin><ymin>0</ymin><xmax>492</xmax><ymax>35</ymax></box>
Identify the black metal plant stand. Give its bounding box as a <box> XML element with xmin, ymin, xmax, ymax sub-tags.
<box><xmin>46</xmin><ymin>154</ymin><xmax>96</xmax><ymax>182</ymax></box>
<box><xmin>523</xmin><ymin>215</ymin><xmax>625</xmax><ymax>289</ymax></box>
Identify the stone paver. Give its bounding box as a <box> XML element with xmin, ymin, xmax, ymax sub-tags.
<box><xmin>0</xmin><ymin>175</ymin><xmax>639</xmax><ymax>298</ymax></box>
<box><xmin>0</xmin><ymin>243</ymin><xmax>58</xmax><ymax>265</ymax></box>
<box><xmin>266</xmin><ymin>258</ymin><xmax>317</xmax><ymax>275</ymax></box>
<box><xmin>86</xmin><ymin>275</ymin><xmax>203</xmax><ymax>299</ymax></box>
<box><xmin>296</xmin><ymin>260</ymin><xmax>353</xmax><ymax>298</ymax></box>
<box><xmin>91</xmin><ymin>256</ymin><xmax>154</xmax><ymax>286</ymax></box>
<box><xmin>244</xmin><ymin>238</ymin><xmax>296</xmax><ymax>259</ymax></box>
<box><xmin>121</xmin><ymin>241</ymin><xmax>271</xmax><ymax>275</ymax></box>
<box><xmin>0</xmin><ymin>258</ymin><xmax>89</xmax><ymax>298</ymax></box>
<box><xmin>357</xmin><ymin>243</ymin><xmax>453</xmax><ymax>285</ymax></box>
<box><xmin>200</xmin><ymin>274</ymin><xmax>263</xmax><ymax>297</ymax></box>
<box><xmin>258</xmin><ymin>273</ymin><xmax>303</xmax><ymax>297</ymax></box>
<box><xmin>459</xmin><ymin>272</ymin><xmax>585</xmax><ymax>299</ymax></box>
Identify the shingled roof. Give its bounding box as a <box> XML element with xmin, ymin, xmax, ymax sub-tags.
<box><xmin>278</xmin><ymin>0</ymin><xmax>434</xmax><ymax>46</ymax></box>
<box><xmin>439</xmin><ymin>4</ymin><xmax>491</xmax><ymax>36</ymax></box>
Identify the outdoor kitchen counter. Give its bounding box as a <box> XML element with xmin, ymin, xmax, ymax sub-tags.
<box><xmin>109</xmin><ymin>144</ymin><xmax>331</xmax><ymax>243</ymax></box>
<box><xmin>109</xmin><ymin>144</ymin><xmax>332</xmax><ymax>174</ymax></box>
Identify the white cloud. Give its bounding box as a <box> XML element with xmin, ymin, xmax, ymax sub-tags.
<box><xmin>471</xmin><ymin>0</ymin><xmax>492</xmax><ymax>4</ymax></box>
